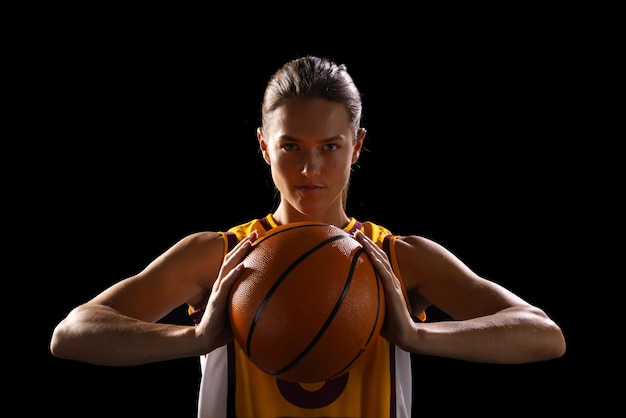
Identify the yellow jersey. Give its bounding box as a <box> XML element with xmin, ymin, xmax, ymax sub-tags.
<box><xmin>190</xmin><ymin>215</ymin><xmax>420</xmax><ymax>418</ymax></box>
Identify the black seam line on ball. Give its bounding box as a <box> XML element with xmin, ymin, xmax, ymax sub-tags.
<box><xmin>327</xmin><ymin>248</ymin><xmax>380</xmax><ymax>380</ymax></box>
<box><xmin>271</xmin><ymin>243</ymin><xmax>362</xmax><ymax>377</ymax></box>
<box><xmin>246</xmin><ymin>233</ymin><xmax>348</xmax><ymax>357</ymax></box>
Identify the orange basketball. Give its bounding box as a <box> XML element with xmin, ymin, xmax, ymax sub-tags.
<box><xmin>228</xmin><ymin>221</ymin><xmax>385</xmax><ymax>383</ymax></box>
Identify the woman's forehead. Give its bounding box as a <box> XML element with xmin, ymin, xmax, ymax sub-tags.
<box><xmin>266</xmin><ymin>97</ymin><xmax>351</xmax><ymax>135</ymax></box>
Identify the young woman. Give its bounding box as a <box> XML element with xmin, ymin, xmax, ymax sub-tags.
<box><xmin>50</xmin><ymin>55</ymin><xmax>566</xmax><ymax>418</ymax></box>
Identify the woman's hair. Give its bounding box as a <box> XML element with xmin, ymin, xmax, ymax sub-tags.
<box><xmin>260</xmin><ymin>56</ymin><xmax>364</xmax><ymax>209</ymax></box>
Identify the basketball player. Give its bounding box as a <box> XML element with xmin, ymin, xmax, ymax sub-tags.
<box><xmin>50</xmin><ymin>56</ymin><xmax>566</xmax><ymax>417</ymax></box>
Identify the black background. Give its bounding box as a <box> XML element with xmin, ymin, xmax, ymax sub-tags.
<box><xmin>24</xmin><ymin>10</ymin><xmax>596</xmax><ymax>417</ymax></box>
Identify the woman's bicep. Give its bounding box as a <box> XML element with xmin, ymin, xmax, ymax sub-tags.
<box><xmin>88</xmin><ymin>231</ymin><xmax>225</xmax><ymax>322</ymax></box>
<box><xmin>396</xmin><ymin>235</ymin><xmax>528</xmax><ymax>321</ymax></box>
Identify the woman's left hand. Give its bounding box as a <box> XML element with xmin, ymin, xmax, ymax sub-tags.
<box><xmin>354</xmin><ymin>230</ymin><xmax>416</xmax><ymax>349</ymax></box>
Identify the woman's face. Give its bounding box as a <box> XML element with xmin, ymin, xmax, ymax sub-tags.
<box><xmin>258</xmin><ymin>97</ymin><xmax>363</xmax><ymax>217</ymax></box>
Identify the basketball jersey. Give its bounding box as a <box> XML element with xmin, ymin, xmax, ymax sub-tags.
<box><xmin>189</xmin><ymin>215</ymin><xmax>421</xmax><ymax>418</ymax></box>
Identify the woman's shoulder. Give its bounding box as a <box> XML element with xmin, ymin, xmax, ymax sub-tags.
<box><xmin>357</xmin><ymin>219</ymin><xmax>443</xmax><ymax>249</ymax></box>
<box><xmin>168</xmin><ymin>217</ymin><xmax>272</xmax><ymax>257</ymax></box>
<box><xmin>358</xmin><ymin>220</ymin><xmax>432</xmax><ymax>247</ymax></box>
<box><xmin>164</xmin><ymin>231</ymin><xmax>226</xmax><ymax>263</ymax></box>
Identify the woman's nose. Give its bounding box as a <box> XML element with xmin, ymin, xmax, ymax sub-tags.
<box><xmin>300</xmin><ymin>150</ymin><xmax>322</xmax><ymax>176</ymax></box>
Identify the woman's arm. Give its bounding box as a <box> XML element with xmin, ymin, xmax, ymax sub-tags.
<box><xmin>355</xmin><ymin>230</ymin><xmax>566</xmax><ymax>363</ymax></box>
<box><xmin>49</xmin><ymin>231</ymin><xmax>256</xmax><ymax>366</ymax></box>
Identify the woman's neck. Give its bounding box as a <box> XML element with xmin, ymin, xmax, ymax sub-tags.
<box><xmin>271</xmin><ymin>204</ymin><xmax>351</xmax><ymax>229</ymax></box>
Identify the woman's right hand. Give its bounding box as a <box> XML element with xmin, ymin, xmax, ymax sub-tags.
<box><xmin>195</xmin><ymin>230</ymin><xmax>258</xmax><ymax>353</ymax></box>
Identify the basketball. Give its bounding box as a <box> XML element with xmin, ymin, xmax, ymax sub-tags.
<box><xmin>228</xmin><ymin>221</ymin><xmax>385</xmax><ymax>383</ymax></box>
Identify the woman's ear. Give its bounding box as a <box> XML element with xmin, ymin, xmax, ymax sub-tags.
<box><xmin>352</xmin><ymin>128</ymin><xmax>366</xmax><ymax>165</ymax></box>
<box><xmin>257</xmin><ymin>127</ymin><xmax>271</xmax><ymax>165</ymax></box>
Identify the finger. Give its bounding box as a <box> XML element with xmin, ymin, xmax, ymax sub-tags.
<box><xmin>354</xmin><ymin>230</ymin><xmax>386</xmax><ymax>258</ymax></box>
<box><xmin>222</xmin><ymin>231</ymin><xmax>258</xmax><ymax>268</ymax></box>
<box><xmin>227</xmin><ymin>230</ymin><xmax>258</xmax><ymax>257</ymax></box>
<box><xmin>355</xmin><ymin>231</ymin><xmax>392</xmax><ymax>272</ymax></box>
<box><xmin>213</xmin><ymin>262</ymin><xmax>245</xmax><ymax>293</ymax></box>
<box><xmin>214</xmin><ymin>232</ymin><xmax>257</xmax><ymax>294</ymax></box>
<box><xmin>354</xmin><ymin>231</ymin><xmax>403</xmax><ymax>294</ymax></box>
